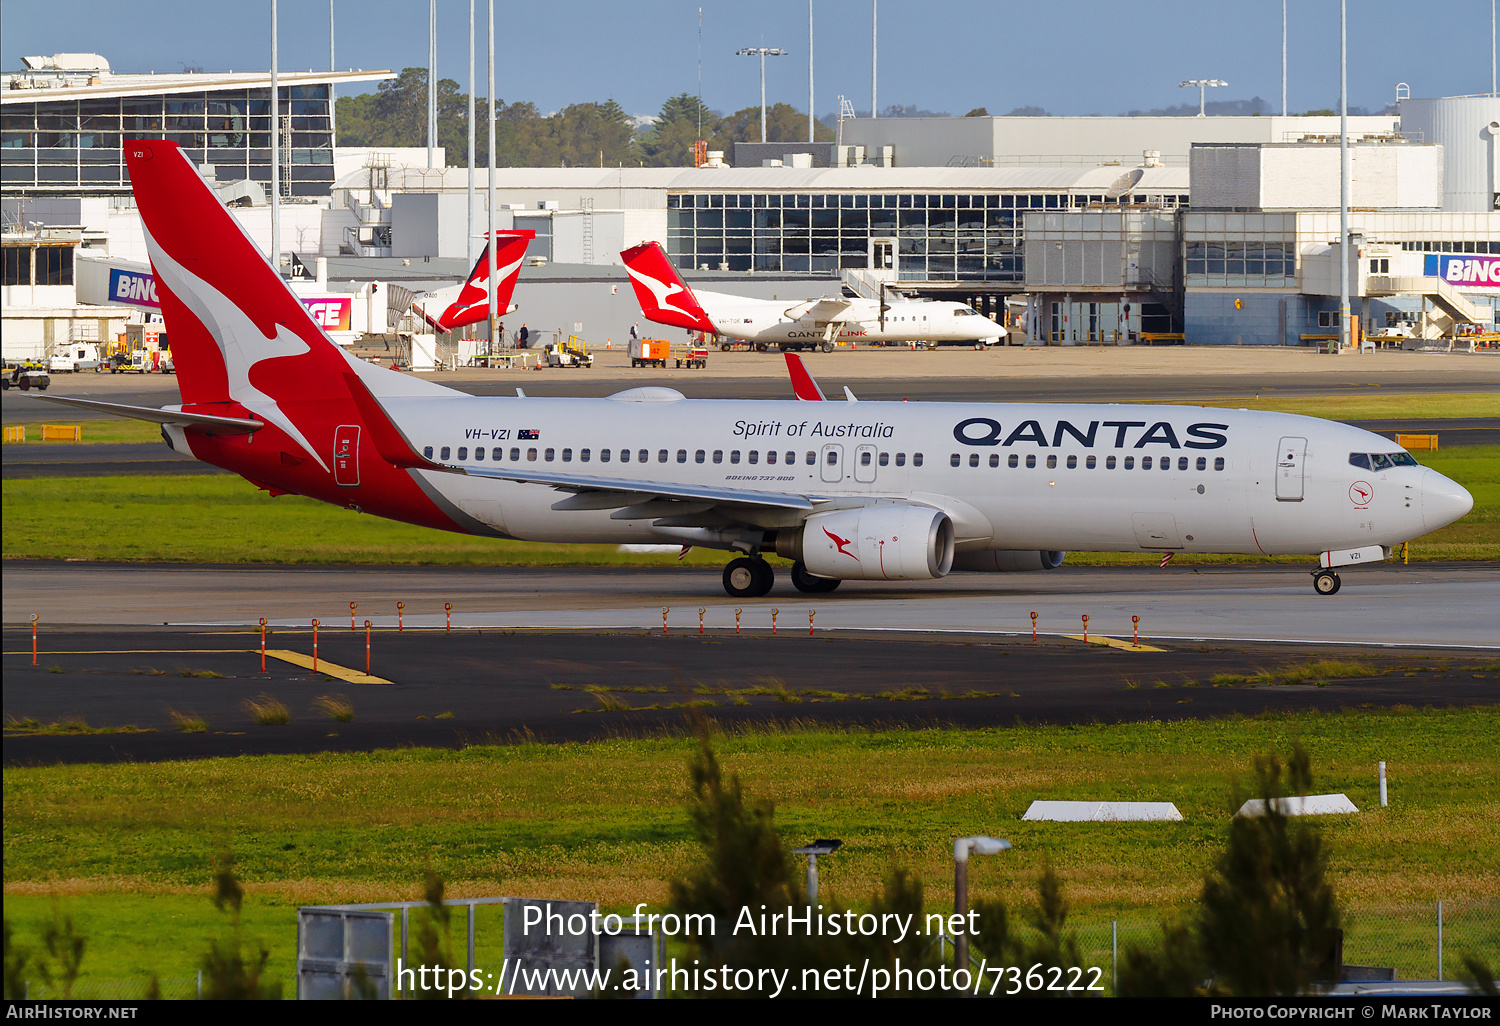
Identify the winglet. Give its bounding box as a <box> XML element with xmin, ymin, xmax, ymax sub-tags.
<box><xmin>783</xmin><ymin>352</ymin><xmax>827</xmax><ymax>401</ymax></box>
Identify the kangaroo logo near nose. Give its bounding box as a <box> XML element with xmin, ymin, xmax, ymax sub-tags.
<box><xmin>1349</xmin><ymin>481</ymin><xmax>1373</xmax><ymax>507</ymax></box>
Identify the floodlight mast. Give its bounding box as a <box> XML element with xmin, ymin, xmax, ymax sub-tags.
<box><xmin>737</xmin><ymin>47</ymin><xmax>788</xmax><ymax>143</ymax></box>
<box><xmin>1178</xmin><ymin>78</ymin><xmax>1228</xmax><ymax>117</ymax></box>
<box><xmin>793</xmin><ymin>839</ymin><xmax>842</xmax><ymax>904</ymax></box>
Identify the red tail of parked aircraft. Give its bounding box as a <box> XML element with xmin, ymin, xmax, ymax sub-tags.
<box><xmin>620</xmin><ymin>241</ymin><xmax>717</xmax><ymax>334</ymax></box>
<box><xmin>434</xmin><ymin>230</ymin><xmax>535</xmax><ymax>331</ymax></box>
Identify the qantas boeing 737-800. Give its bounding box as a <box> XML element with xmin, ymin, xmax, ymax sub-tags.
<box><xmin>33</xmin><ymin>142</ymin><xmax>1474</xmax><ymax>598</ymax></box>
<box><xmin>621</xmin><ymin>241</ymin><xmax>1004</xmax><ymax>350</ymax></box>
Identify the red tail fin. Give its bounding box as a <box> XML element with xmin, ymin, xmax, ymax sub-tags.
<box><xmin>620</xmin><ymin>241</ymin><xmax>716</xmax><ymax>333</ymax></box>
<box><xmin>783</xmin><ymin>352</ymin><xmax>827</xmax><ymax>401</ymax></box>
<box><xmin>437</xmin><ymin>230</ymin><xmax>535</xmax><ymax>331</ymax></box>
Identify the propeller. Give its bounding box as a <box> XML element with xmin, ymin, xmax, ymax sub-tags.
<box><xmin>879</xmin><ymin>282</ymin><xmax>888</xmax><ymax>334</ymax></box>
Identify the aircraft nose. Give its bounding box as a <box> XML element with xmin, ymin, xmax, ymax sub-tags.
<box><xmin>1421</xmin><ymin>468</ymin><xmax>1473</xmax><ymax>533</ymax></box>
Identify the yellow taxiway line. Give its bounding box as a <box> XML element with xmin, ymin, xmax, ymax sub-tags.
<box><xmin>1063</xmin><ymin>635</ymin><xmax>1167</xmax><ymax>653</ymax></box>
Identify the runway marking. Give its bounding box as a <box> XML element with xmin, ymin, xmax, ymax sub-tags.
<box><xmin>1062</xmin><ymin>635</ymin><xmax>1167</xmax><ymax>653</ymax></box>
<box><xmin>263</xmin><ymin>649</ymin><xmax>392</xmax><ymax>685</ymax></box>
<box><xmin>4</xmin><ymin>647</ymin><xmax>395</xmax><ymax>684</ymax></box>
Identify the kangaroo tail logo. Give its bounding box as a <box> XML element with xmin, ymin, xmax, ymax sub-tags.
<box><xmin>619</xmin><ymin>241</ymin><xmax>716</xmax><ymax>334</ymax></box>
<box><xmin>824</xmin><ymin>526</ymin><xmax>858</xmax><ymax>560</ymax></box>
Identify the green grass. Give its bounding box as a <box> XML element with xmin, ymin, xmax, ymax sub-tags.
<box><xmin>1195</xmin><ymin>392</ymin><xmax>1500</xmax><ymax>421</ymax></box>
<box><xmin>3</xmin><ymin>420</ymin><xmax>164</xmax><ymax>445</ymax></box>
<box><xmin>3</xmin><ymin>709</ymin><xmax>1497</xmax><ymax>987</ymax></box>
<box><xmin>3</xmin><ymin>445</ymin><xmax>1496</xmax><ymax>565</ymax></box>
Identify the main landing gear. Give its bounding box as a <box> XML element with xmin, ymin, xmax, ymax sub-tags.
<box><xmin>723</xmin><ymin>556</ymin><xmax>774</xmax><ymax>598</ymax></box>
<box><xmin>1312</xmin><ymin>569</ymin><xmax>1342</xmax><ymax>596</ymax></box>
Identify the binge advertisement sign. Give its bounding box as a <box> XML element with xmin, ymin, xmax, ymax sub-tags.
<box><xmin>107</xmin><ymin>267</ymin><xmax>354</xmax><ymax>328</ymax></box>
<box><xmin>1424</xmin><ymin>253</ymin><xmax>1500</xmax><ymax>288</ymax></box>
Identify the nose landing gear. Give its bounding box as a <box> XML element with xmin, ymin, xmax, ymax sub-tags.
<box><xmin>723</xmin><ymin>556</ymin><xmax>774</xmax><ymax>598</ymax></box>
<box><xmin>1312</xmin><ymin>569</ymin><xmax>1342</xmax><ymax>596</ymax></box>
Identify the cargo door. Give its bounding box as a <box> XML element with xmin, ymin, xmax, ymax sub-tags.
<box><xmin>820</xmin><ymin>444</ymin><xmax>844</xmax><ymax>483</ymax></box>
<box><xmin>854</xmin><ymin>444</ymin><xmax>878</xmax><ymax>483</ymax></box>
<box><xmin>1131</xmin><ymin>512</ymin><xmax>1182</xmax><ymax>549</ymax></box>
<box><xmin>334</xmin><ymin>424</ymin><xmax>360</xmax><ymax>487</ymax></box>
<box><xmin>1275</xmin><ymin>436</ymin><xmax>1306</xmax><ymax>502</ymax></box>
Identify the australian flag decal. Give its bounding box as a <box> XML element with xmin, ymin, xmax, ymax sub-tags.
<box><xmin>518</xmin><ymin>429</ymin><xmax>540</xmax><ymax>440</ymax></box>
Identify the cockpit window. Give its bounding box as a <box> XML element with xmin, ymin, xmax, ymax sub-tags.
<box><xmin>1350</xmin><ymin>451</ymin><xmax>1419</xmax><ymax>470</ymax></box>
<box><xmin>955</xmin><ymin>307</ymin><xmax>979</xmax><ymax>316</ymax></box>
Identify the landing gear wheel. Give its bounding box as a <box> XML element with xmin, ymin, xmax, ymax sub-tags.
<box><xmin>791</xmin><ymin>560</ymin><xmax>841</xmax><ymax>593</ymax></box>
<box><xmin>820</xmin><ymin>341</ymin><xmax>835</xmax><ymax>353</ymax></box>
<box><xmin>723</xmin><ymin>556</ymin><xmax>774</xmax><ymax>598</ymax></box>
<box><xmin>1313</xmin><ymin>570</ymin><xmax>1341</xmax><ymax>596</ymax></box>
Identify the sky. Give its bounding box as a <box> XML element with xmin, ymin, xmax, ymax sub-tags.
<box><xmin>3</xmin><ymin>1</ymin><xmax>1496</xmax><ymax>119</ymax></box>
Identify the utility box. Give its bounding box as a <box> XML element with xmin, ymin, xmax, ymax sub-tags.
<box><xmin>297</xmin><ymin>908</ymin><xmax>394</xmax><ymax>1000</ymax></box>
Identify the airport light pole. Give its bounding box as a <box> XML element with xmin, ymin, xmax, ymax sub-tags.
<box><xmin>793</xmin><ymin>839</ymin><xmax>842</xmax><ymax>903</ymax></box>
<box><xmin>1179</xmin><ymin>79</ymin><xmax>1227</xmax><ymax>117</ymax></box>
<box><xmin>428</xmin><ymin>0</ymin><xmax>437</xmax><ymax>170</ymax></box>
<box><xmin>468</xmin><ymin>0</ymin><xmax>476</xmax><ymax>266</ymax></box>
<box><xmin>487</xmin><ymin>0</ymin><xmax>497</xmax><ymax>354</ymax></box>
<box><xmin>1282</xmin><ymin>0</ymin><xmax>1287</xmax><ymax>116</ymax></box>
<box><xmin>1339</xmin><ymin>0</ymin><xmax>1350</xmax><ymax>352</ymax></box>
<box><xmin>871</xmin><ymin>0</ymin><xmax>878</xmax><ymax>119</ymax></box>
<box><xmin>808</xmin><ymin>1</ymin><xmax>815</xmax><ymax>143</ymax></box>
<box><xmin>270</xmin><ymin>0</ymin><xmax>279</xmax><ymax>273</ymax></box>
<box><xmin>953</xmin><ymin>836</ymin><xmax>1009</xmax><ymax>972</ymax></box>
<box><xmin>736</xmin><ymin>47</ymin><xmax>788</xmax><ymax>143</ymax></box>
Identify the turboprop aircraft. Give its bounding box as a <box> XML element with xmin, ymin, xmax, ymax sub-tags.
<box><xmin>409</xmin><ymin>229</ymin><xmax>535</xmax><ymax>333</ymax></box>
<box><xmin>621</xmin><ymin>241</ymin><xmax>1003</xmax><ymax>350</ymax></box>
<box><xmin>31</xmin><ymin>141</ymin><xmax>1474</xmax><ymax>599</ymax></box>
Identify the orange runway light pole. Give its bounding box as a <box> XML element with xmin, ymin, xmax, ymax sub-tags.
<box><xmin>809</xmin><ymin>609</ymin><xmax>816</xmax><ymax>636</ymax></box>
<box><xmin>1132</xmin><ymin>615</ymin><xmax>1140</xmax><ymax>646</ymax></box>
<box><xmin>734</xmin><ymin>607</ymin><xmax>742</xmax><ymax>634</ymax></box>
<box><xmin>31</xmin><ymin>614</ymin><xmax>38</xmax><ymax>665</ymax></box>
<box><xmin>397</xmin><ymin>601</ymin><xmax>404</xmax><ymax>632</ymax></box>
<box><xmin>698</xmin><ymin>607</ymin><xmax>705</xmax><ymax>634</ymax></box>
<box><xmin>1030</xmin><ymin>611</ymin><xmax>1038</xmax><ymax>641</ymax></box>
<box><xmin>1082</xmin><ymin>614</ymin><xmax>1089</xmax><ymax>643</ymax></box>
<box><xmin>445</xmin><ymin>603</ymin><xmax>452</xmax><ymax>632</ymax></box>
<box><xmin>312</xmin><ymin>619</ymin><xmax>320</xmax><ymax>673</ymax></box>
<box><xmin>662</xmin><ymin>607</ymin><xmax>669</xmax><ymax>633</ymax></box>
<box><xmin>365</xmin><ymin>620</ymin><xmax>372</xmax><ymax>675</ymax></box>
<box><xmin>771</xmin><ymin>608</ymin><xmax>778</xmax><ymax>635</ymax></box>
<box><xmin>259</xmin><ymin>618</ymin><xmax>267</xmax><ymax>672</ymax></box>
<box><xmin>350</xmin><ymin>602</ymin><xmax>357</xmax><ymax>631</ymax></box>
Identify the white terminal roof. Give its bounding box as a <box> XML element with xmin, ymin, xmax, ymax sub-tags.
<box><xmin>335</xmin><ymin>164</ymin><xmax>1190</xmax><ymax>193</ymax></box>
<box><xmin>1</xmin><ymin>68</ymin><xmax>394</xmax><ymax>104</ymax></box>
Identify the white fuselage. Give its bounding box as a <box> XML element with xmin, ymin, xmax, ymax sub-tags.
<box><xmin>694</xmin><ymin>290</ymin><xmax>1003</xmax><ymax>348</ymax></box>
<box><xmin>383</xmin><ymin>395</ymin><xmax>1463</xmax><ymax>559</ymax></box>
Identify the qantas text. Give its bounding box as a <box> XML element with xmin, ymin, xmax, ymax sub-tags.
<box><xmin>953</xmin><ymin>418</ymin><xmax>1229</xmax><ymax>450</ymax></box>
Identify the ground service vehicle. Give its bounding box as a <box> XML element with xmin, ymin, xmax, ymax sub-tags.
<box><xmin>31</xmin><ymin>141</ymin><xmax>1475</xmax><ymax>600</ymax></box>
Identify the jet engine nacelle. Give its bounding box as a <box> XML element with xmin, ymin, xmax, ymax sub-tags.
<box><xmin>793</xmin><ymin>504</ymin><xmax>955</xmax><ymax>581</ymax></box>
<box><xmin>950</xmin><ymin>550</ymin><xmax>1066</xmax><ymax>572</ymax></box>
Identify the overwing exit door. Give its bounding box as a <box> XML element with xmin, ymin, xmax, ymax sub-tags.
<box><xmin>334</xmin><ymin>424</ymin><xmax>360</xmax><ymax>487</ymax></box>
<box><xmin>820</xmin><ymin>444</ymin><xmax>844</xmax><ymax>483</ymax></box>
<box><xmin>1275</xmin><ymin>436</ymin><xmax>1306</xmax><ymax>501</ymax></box>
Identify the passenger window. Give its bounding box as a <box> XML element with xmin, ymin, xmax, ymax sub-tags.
<box><xmin>1196</xmin><ymin>456</ymin><xmax>1206</xmax><ymax>471</ymax></box>
<box><xmin>510</xmin><ymin>448</ymin><xmax>520</xmax><ymax>461</ymax></box>
<box><xmin>545</xmin><ymin>448</ymin><xmax>555</xmax><ymax>461</ymax></box>
<box><xmin>621</xmin><ymin>449</ymin><xmax>631</xmax><ymax>463</ymax></box>
<box><xmin>601</xmin><ymin>448</ymin><xmax>611</xmax><ymax>462</ymax></box>
<box><xmin>713</xmin><ymin>450</ymin><xmax>723</xmax><ymax>464</ymax></box>
<box><xmin>1066</xmin><ymin>455</ymin><xmax>1077</xmax><ymax>469</ymax></box>
<box><xmin>638</xmin><ymin>449</ymin><xmax>649</xmax><ymax>463</ymax></box>
<box><xmin>1008</xmin><ymin>454</ymin><xmax>1018</xmax><ymax>468</ymax></box>
<box><xmin>440</xmin><ymin>446</ymin><xmax>451</xmax><ymax>460</ymax></box>
<box><xmin>1178</xmin><ymin>456</ymin><xmax>1189</xmax><ymax>470</ymax></box>
<box><xmin>1142</xmin><ymin>456</ymin><xmax>1153</xmax><ymax>469</ymax></box>
<box><xmin>731</xmin><ymin>450</ymin><xmax>741</xmax><ymax>464</ymax></box>
<box><xmin>1025</xmin><ymin>454</ymin><xmax>1036</xmax><ymax>469</ymax></box>
<box><xmin>695</xmin><ymin>450</ymin><xmax>705</xmax><ymax>463</ymax></box>
<box><xmin>1046</xmin><ymin>454</ymin><xmax>1057</xmax><ymax>469</ymax></box>
<box><xmin>913</xmin><ymin>453</ymin><xmax>923</xmax><ymax>467</ymax></box>
<box><xmin>880</xmin><ymin>452</ymin><xmax>890</xmax><ymax>466</ymax></box>
<box><xmin>767</xmin><ymin>451</ymin><xmax>778</xmax><ymax>465</ymax></box>
<box><xmin>562</xmin><ymin>448</ymin><xmax>572</xmax><ymax>462</ymax></box>
<box><xmin>492</xmin><ymin>447</ymin><xmax>503</xmax><ymax>461</ymax></box>
<box><xmin>806</xmin><ymin>451</ymin><xmax>815</xmax><ymax>465</ymax></box>
<box><xmin>658</xmin><ymin>450</ymin><xmax>668</xmax><ymax>463</ymax></box>
<box><xmin>989</xmin><ymin>454</ymin><xmax>999</xmax><ymax>468</ymax></box>
<box><xmin>458</xmin><ymin>447</ymin><xmax>468</xmax><ymax>461</ymax></box>
<box><xmin>749</xmin><ymin>451</ymin><xmax>759</xmax><ymax>464</ymax></box>
<box><xmin>826</xmin><ymin>451</ymin><xmax>837</xmax><ymax>465</ymax></box>
<box><xmin>1124</xmin><ymin>456</ymin><xmax>1135</xmax><ymax>469</ymax></box>
<box><xmin>1214</xmin><ymin>457</ymin><xmax>1225</xmax><ymax>470</ymax></box>
<box><xmin>677</xmin><ymin>449</ymin><xmax>687</xmax><ymax>463</ymax></box>
<box><xmin>527</xmin><ymin>448</ymin><xmax>538</xmax><ymax>461</ymax></box>
<box><xmin>1162</xmin><ymin>458</ymin><xmax>1171</xmax><ymax>471</ymax></box>
<box><xmin>581</xmin><ymin>448</ymin><xmax>591</xmax><ymax>462</ymax></box>
<box><xmin>950</xmin><ymin>454</ymin><xmax>961</xmax><ymax>467</ymax></box>
<box><xmin>786</xmin><ymin>451</ymin><xmax>796</xmax><ymax>465</ymax></box>
<box><xmin>475</xmin><ymin>447</ymin><xmax>485</xmax><ymax>461</ymax></box>
<box><xmin>1106</xmin><ymin>455</ymin><xmax>1116</xmax><ymax>469</ymax></box>
<box><xmin>968</xmin><ymin>453</ymin><xmax>979</xmax><ymax>467</ymax></box>
<box><xmin>423</xmin><ymin>446</ymin><xmax>433</xmax><ymax>459</ymax></box>
<box><xmin>895</xmin><ymin>453</ymin><xmax>906</xmax><ymax>466</ymax></box>
<box><xmin>1086</xmin><ymin>455</ymin><xmax>1096</xmax><ymax>469</ymax></box>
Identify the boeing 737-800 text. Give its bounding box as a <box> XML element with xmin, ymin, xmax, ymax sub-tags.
<box><xmin>33</xmin><ymin>142</ymin><xmax>1474</xmax><ymax>599</ymax></box>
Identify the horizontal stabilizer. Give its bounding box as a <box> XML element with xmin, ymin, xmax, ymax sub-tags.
<box><xmin>24</xmin><ymin>394</ymin><xmax>261</xmax><ymax>434</ymax></box>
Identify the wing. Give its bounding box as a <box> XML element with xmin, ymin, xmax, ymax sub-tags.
<box><xmin>783</xmin><ymin>297</ymin><xmax>870</xmax><ymax>321</ymax></box>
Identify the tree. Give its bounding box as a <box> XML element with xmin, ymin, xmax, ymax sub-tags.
<box><xmin>1120</xmin><ymin>746</ymin><xmax>1342</xmax><ymax>997</ymax></box>
<box><xmin>964</xmin><ymin>107</ymin><xmax>990</xmax><ymax>118</ymax></box>
<box><xmin>199</xmin><ymin>853</ymin><xmax>283</xmax><ymax>1000</ymax></box>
